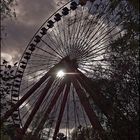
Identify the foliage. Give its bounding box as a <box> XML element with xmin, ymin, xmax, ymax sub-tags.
<box><xmin>0</xmin><ymin>123</ymin><xmax>16</xmax><ymax>140</ymax></box>
<box><xmin>0</xmin><ymin>0</ymin><xmax>17</xmax><ymax>40</ymax></box>
<box><xmin>0</xmin><ymin>0</ymin><xmax>17</xmax><ymax>20</ymax></box>
<box><xmin>89</xmin><ymin>1</ymin><xmax>139</xmax><ymax>139</ymax></box>
<box><xmin>71</xmin><ymin>126</ymin><xmax>102</xmax><ymax>140</ymax></box>
<box><xmin>0</xmin><ymin>60</ymin><xmax>17</xmax><ymax>116</ymax></box>
<box><xmin>0</xmin><ymin>60</ymin><xmax>18</xmax><ymax>140</ymax></box>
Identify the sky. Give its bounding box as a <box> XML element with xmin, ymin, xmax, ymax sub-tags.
<box><xmin>1</xmin><ymin>0</ymin><xmax>68</xmax><ymax>64</ymax></box>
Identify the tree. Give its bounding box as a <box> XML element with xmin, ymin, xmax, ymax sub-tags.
<box><xmin>0</xmin><ymin>0</ymin><xmax>17</xmax><ymax>20</ymax></box>
<box><xmin>90</xmin><ymin>1</ymin><xmax>139</xmax><ymax>139</ymax></box>
<box><xmin>71</xmin><ymin>126</ymin><xmax>103</xmax><ymax>140</ymax></box>
<box><xmin>79</xmin><ymin>0</ymin><xmax>139</xmax><ymax>139</ymax></box>
<box><xmin>0</xmin><ymin>0</ymin><xmax>17</xmax><ymax>40</ymax></box>
<box><xmin>0</xmin><ymin>60</ymin><xmax>18</xmax><ymax>140</ymax></box>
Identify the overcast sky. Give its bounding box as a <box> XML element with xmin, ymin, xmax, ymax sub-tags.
<box><xmin>1</xmin><ymin>0</ymin><xmax>68</xmax><ymax>64</ymax></box>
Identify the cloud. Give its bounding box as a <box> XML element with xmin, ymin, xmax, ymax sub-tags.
<box><xmin>15</xmin><ymin>0</ymin><xmax>56</xmax><ymax>25</ymax></box>
<box><xmin>1</xmin><ymin>52</ymin><xmax>19</xmax><ymax>65</ymax></box>
<box><xmin>1</xmin><ymin>0</ymin><xmax>60</xmax><ymax>62</ymax></box>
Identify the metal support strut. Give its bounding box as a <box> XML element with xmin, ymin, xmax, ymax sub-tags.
<box><xmin>71</xmin><ymin>77</ymin><xmax>108</xmax><ymax>140</ymax></box>
<box><xmin>53</xmin><ymin>80</ymin><xmax>71</xmax><ymax>140</ymax></box>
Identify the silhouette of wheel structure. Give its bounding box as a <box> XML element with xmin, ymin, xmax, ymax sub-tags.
<box><xmin>2</xmin><ymin>0</ymin><xmax>131</xmax><ymax>139</ymax></box>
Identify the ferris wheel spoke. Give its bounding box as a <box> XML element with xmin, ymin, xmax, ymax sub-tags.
<box><xmin>44</xmin><ymin>31</ymin><xmax>64</xmax><ymax>56</ymax></box>
<box><xmin>23</xmin><ymin>65</ymin><xmax>52</xmax><ymax>76</ymax></box>
<box><xmin>27</xmin><ymin>61</ymin><xmax>56</xmax><ymax>66</ymax></box>
<box><xmin>61</xmin><ymin>20</ymin><xmax>70</xmax><ymax>56</ymax></box>
<box><xmin>64</xmin><ymin>9</ymin><xmax>76</xmax><ymax>55</ymax></box>
<box><xmin>64</xmin><ymin>17</ymin><xmax>71</xmax><ymax>55</ymax></box>
<box><xmin>79</xmin><ymin>50</ymin><xmax>108</xmax><ymax>63</ymax></box>
<box><xmin>68</xmin><ymin>8</ymin><xmax>86</xmax><ymax>54</ymax></box>
<box><xmin>76</xmin><ymin>16</ymin><xmax>100</xmax><ymax>49</ymax></box>
<box><xmin>26</xmin><ymin>62</ymin><xmax>54</xmax><ymax>67</ymax></box>
<box><xmin>36</xmin><ymin>45</ymin><xmax>60</xmax><ymax>58</ymax></box>
<box><xmin>87</xmin><ymin>28</ymin><xmax>124</xmax><ymax>57</ymax></box>
<box><xmin>76</xmin><ymin>1</ymin><xmax>111</xmax><ymax>49</ymax></box>
<box><xmin>71</xmin><ymin>13</ymin><xmax>85</xmax><ymax>48</ymax></box>
<box><xmin>40</xmin><ymin>38</ymin><xmax>63</xmax><ymax>58</ymax></box>
<box><xmin>81</xmin><ymin>58</ymin><xmax>108</xmax><ymax>65</ymax></box>
<box><xmin>28</xmin><ymin>58</ymin><xmax>57</xmax><ymax>66</ymax></box>
<box><xmin>82</xmin><ymin>44</ymin><xmax>110</xmax><ymax>61</ymax></box>
<box><xmin>79</xmin><ymin>20</ymin><xmax>108</xmax><ymax>50</ymax></box>
<box><xmin>75</xmin><ymin>51</ymin><xmax>90</xmax><ymax>61</ymax></box>
<box><xmin>81</xmin><ymin>28</ymin><xmax>113</xmax><ymax>54</ymax></box>
<box><xmin>53</xmin><ymin>23</ymin><xmax>67</xmax><ymax>54</ymax></box>
<box><xmin>49</xmin><ymin>28</ymin><xmax>66</xmax><ymax>57</ymax></box>
<box><xmin>26</xmin><ymin>60</ymin><xmax>56</xmax><ymax>67</ymax></box>
<box><xmin>89</xmin><ymin>40</ymin><xmax>110</xmax><ymax>54</ymax></box>
<box><xmin>71</xmin><ymin>7</ymin><xmax>87</xmax><ymax>51</ymax></box>
<box><xmin>31</xmin><ymin>53</ymin><xmax>60</xmax><ymax>63</ymax></box>
<box><xmin>19</xmin><ymin>88</ymin><xmax>40</xmax><ymax>111</ymax></box>
<box><xmin>31</xmin><ymin>53</ymin><xmax>52</xmax><ymax>59</ymax></box>
<box><xmin>28</xmin><ymin>58</ymin><xmax>57</xmax><ymax>62</ymax></box>
<box><xmin>94</xmin><ymin>67</ymin><xmax>114</xmax><ymax>75</ymax></box>
<box><xmin>78</xmin><ymin>65</ymin><xmax>99</xmax><ymax>74</ymax></box>
<box><xmin>83</xmin><ymin>25</ymin><xmax>123</xmax><ymax>57</ymax></box>
<box><xmin>23</xmin><ymin>66</ymin><xmax>51</xmax><ymax>78</ymax></box>
<box><xmin>67</xmin><ymin>8</ymin><xmax>79</xmax><ymax>54</ymax></box>
<box><xmin>20</xmin><ymin>73</ymin><xmax>51</xmax><ymax>95</ymax></box>
<box><xmin>25</xmin><ymin>63</ymin><xmax>52</xmax><ymax>70</ymax></box>
<box><xmin>80</xmin><ymin>11</ymin><xmax>124</xmax><ymax>51</ymax></box>
<box><xmin>24</xmin><ymin>66</ymin><xmax>53</xmax><ymax>75</ymax></box>
<box><xmin>81</xmin><ymin>48</ymin><xmax>107</xmax><ymax>62</ymax></box>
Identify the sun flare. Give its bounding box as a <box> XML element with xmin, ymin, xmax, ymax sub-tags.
<box><xmin>57</xmin><ymin>70</ymin><xmax>65</xmax><ymax>78</ymax></box>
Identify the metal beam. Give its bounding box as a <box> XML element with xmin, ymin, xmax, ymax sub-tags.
<box><xmin>22</xmin><ymin>76</ymin><xmax>55</xmax><ymax>135</ymax></box>
<box><xmin>71</xmin><ymin>77</ymin><xmax>107</xmax><ymax>140</ymax></box>
<box><xmin>76</xmin><ymin>69</ymin><xmax>113</xmax><ymax>118</ymax></box>
<box><xmin>2</xmin><ymin>70</ymin><xmax>52</xmax><ymax>121</ymax></box>
<box><xmin>53</xmin><ymin>80</ymin><xmax>71</xmax><ymax>140</ymax></box>
<box><xmin>76</xmin><ymin>69</ymin><xmax>129</xmax><ymax>122</ymax></box>
<box><xmin>1</xmin><ymin>61</ymin><xmax>64</xmax><ymax>122</ymax></box>
<box><xmin>33</xmin><ymin>80</ymin><xmax>66</xmax><ymax>136</ymax></box>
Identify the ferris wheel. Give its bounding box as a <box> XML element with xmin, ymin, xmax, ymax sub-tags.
<box><xmin>2</xmin><ymin>0</ymin><xmax>130</xmax><ymax>139</ymax></box>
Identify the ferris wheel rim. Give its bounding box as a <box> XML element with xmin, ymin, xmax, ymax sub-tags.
<box><xmin>10</xmin><ymin>0</ymin><xmax>74</xmax><ymax>126</ymax></box>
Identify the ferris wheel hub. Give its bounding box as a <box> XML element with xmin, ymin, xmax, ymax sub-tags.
<box><xmin>54</xmin><ymin>56</ymin><xmax>79</xmax><ymax>78</ymax></box>
<box><xmin>60</xmin><ymin>56</ymin><xmax>78</xmax><ymax>69</ymax></box>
